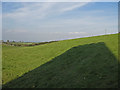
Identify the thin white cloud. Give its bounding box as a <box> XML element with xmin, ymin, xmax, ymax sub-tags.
<box><xmin>3</xmin><ymin>2</ymin><xmax>89</xmax><ymax>20</ymax></box>
<box><xmin>68</xmin><ymin>32</ymin><xmax>87</xmax><ymax>34</ymax></box>
<box><xmin>3</xmin><ymin>31</ymin><xmax>89</xmax><ymax>42</ymax></box>
<box><xmin>60</xmin><ymin>3</ymin><xmax>89</xmax><ymax>13</ymax></box>
<box><xmin>5</xmin><ymin>29</ymin><xmax>27</xmax><ymax>33</ymax></box>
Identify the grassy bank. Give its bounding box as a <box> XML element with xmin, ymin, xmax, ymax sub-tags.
<box><xmin>2</xmin><ymin>34</ymin><xmax>119</xmax><ymax>88</ymax></box>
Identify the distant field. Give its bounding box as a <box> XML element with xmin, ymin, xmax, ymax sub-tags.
<box><xmin>2</xmin><ymin>34</ymin><xmax>119</xmax><ymax>88</ymax></box>
<box><xmin>3</xmin><ymin>42</ymin><xmax>33</xmax><ymax>45</ymax></box>
<box><xmin>10</xmin><ymin>42</ymin><xmax>33</xmax><ymax>45</ymax></box>
<box><xmin>2</xmin><ymin>41</ymin><xmax>58</xmax><ymax>47</ymax></box>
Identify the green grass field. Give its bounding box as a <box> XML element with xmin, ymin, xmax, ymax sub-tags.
<box><xmin>2</xmin><ymin>34</ymin><xmax>119</xmax><ymax>88</ymax></box>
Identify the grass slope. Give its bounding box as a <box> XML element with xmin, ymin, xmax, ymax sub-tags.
<box><xmin>2</xmin><ymin>34</ymin><xmax>119</xmax><ymax>88</ymax></box>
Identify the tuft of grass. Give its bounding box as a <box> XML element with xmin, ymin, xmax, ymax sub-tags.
<box><xmin>2</xmin><ymin>34</ymin><xmax>119</xmax><ymax>88</ymax></box>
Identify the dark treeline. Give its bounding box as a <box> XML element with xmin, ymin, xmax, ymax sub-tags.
<box><xmin>2</xmin><ymin>40</ymin><xmax>58</xmax><ymax>47</ymax></box>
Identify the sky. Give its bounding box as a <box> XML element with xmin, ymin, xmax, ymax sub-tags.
<box><xmin>2</xmin><ymin>2</ymin><xmax>118</xmax><ymax>42</ymax></box>
<box><xmin>0</xmin><ymin>2</ymin><xmax>1</xmax><ymax>41</ymax></box>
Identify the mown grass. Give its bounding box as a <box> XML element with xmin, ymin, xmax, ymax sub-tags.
<box><xmin>2</xmin><ymin>34</ymin><xmax>119</xmax><ymax>88</ymax></box>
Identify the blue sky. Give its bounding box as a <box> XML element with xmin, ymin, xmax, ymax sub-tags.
<box><xmin>0</xmin><ymin>2</ymin><xmax>1</xmax><ymax>40</ymax></box>
<box><xmin>2</xmin><ymin>2</ymin><xmax>118</xmax><ymax>42</ymax></box>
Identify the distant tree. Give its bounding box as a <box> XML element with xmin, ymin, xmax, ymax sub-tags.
<box><xmin>29</xmin><ymin>44</ymin><xmax>33</xmax><ymax>46</ymax></box>
<box><xmin>14</xmin><ymin>44</ymin><xmax>16</xmax><ymax>46</ymax></box>
<box><xmin>10</xmin><ymin>44</ymin><xmax>13</xmax><ymax>46</ymax></box>
<box><xmin>7</xmin><ymin>40</ymin><xmax>9</xmax><ymax>43</ymax></box>
<box><xmin>34</xmin><ymin>43</ymin><xmax>39</xmax><ymax>45</ymax></box>
<box><xmin>17</xmin><ymin>44</ymin><xmax>21</xmax><ymax>46</ymax></box>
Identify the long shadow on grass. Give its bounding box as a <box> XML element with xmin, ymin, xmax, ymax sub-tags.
<box><xmin>3</xmin><ymin>42</ymin><xmax>118</xmax><ymax>88</ymax></box>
